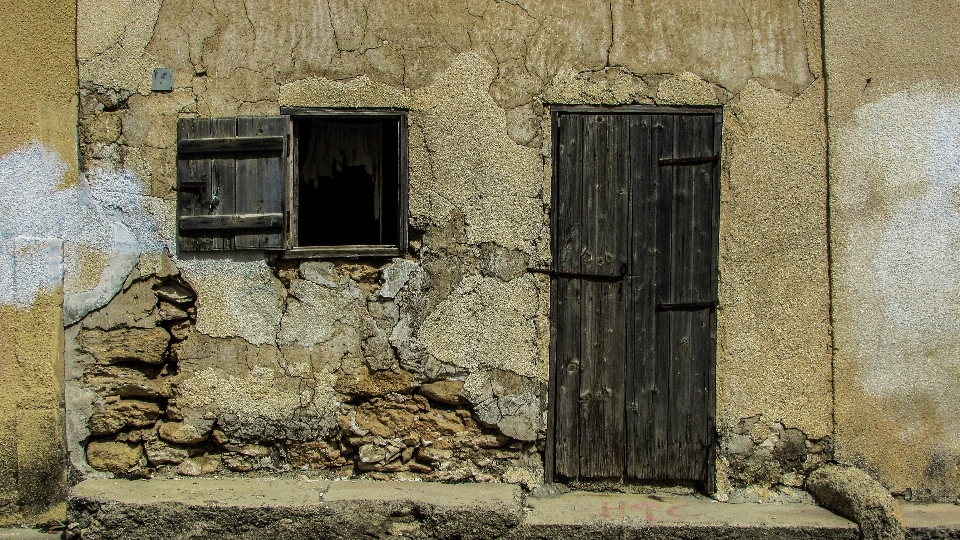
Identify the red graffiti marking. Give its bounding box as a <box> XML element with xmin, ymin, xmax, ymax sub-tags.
<box><xmin>599</xmin><ymin>500</ymin><xmax>703</xmax><ymax>522</ymax></box>
<box><xmin>629</xmin><ymin>501</ymin><xmax>657</xmax><ymax>522</ymax></box>
<box><xmin>665</xmin><ymin>503</ymin><xmax>704</xmax><ymax>519</ymax></box>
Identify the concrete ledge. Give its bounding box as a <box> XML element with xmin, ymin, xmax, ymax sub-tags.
<box><xmin>68</xmin><ymin>478</ymin><xmax>523</xmax><ymax>540</ymax></box>
<box><xmin>511</xmin><ymin>492</ymin><xmax>858</xmax><ymax>540</ymax></box>
<box><xmin>66</xmin><ymin>478</ymin><xmax>869</xmax><ymax>539</ymax></box>
<box><xmin>0</xmin><ymin>529</ymin><xmax>60</xmax><ymax>539</ymax></box>
<box><xmin>903</xmin><ymin>503</ymin><xmax>960</xmax><ymax>540</ymax></box>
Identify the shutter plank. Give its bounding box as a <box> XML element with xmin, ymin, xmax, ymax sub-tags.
<box><xmin>553</xmin><ymin>114</ymin><xmax>583</xmax><ymax>480</ymax></box>
<box><xmin>176</xmin><ymin>119</ymin><xmax>202</xmax><ymax>252</ymax></box>
<box><xmin>179</xmin><ymin>136</ymin><xmax>284</xmax><ymax>154</ymax></box>
<box><xmin>177</xmin><ymin>117</ymin><xmax>235</xmax><ymax>252</ymax></box>
<box><xmin>179</xmin><ymin>213</ymin><xmax>283</xmax><ymax>230</ymax></box>
<box><xmin>208</xmin><ymin>117</ymin><xmax>237</xmax><ymax>251</ymax></box>
<box><xmin>235</xmin><ymin>117</ymin><xmax>288</xmax><ymax>249</ymax></box>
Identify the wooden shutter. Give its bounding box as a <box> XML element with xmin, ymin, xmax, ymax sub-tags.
<box><xmin>177</xmin><ymin>116</ymin><xmax>289</xmax><ymax>251</ymax></box>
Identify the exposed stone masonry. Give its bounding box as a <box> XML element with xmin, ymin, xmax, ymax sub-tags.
<box><xmin>717</xmin><ymin>415</ymin><xmax>833</xmax><ymax>502</ymax></box>
<box><xmin>71</xmin><ymin>248</ymin><xmax>543</xmax><ymax>488</ymax></box>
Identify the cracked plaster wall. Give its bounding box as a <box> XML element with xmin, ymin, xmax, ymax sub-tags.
<box><xmin>69</xmin><ymin>0</ymin><xmax>831</xmax><ymax>492</ymax></box>
<box><xmin>826</xmin><ymin>0</ymin><xmax>960</xmax><ymax>502</ymax></box>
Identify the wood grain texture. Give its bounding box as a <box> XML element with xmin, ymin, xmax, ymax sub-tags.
<box><xmin>179</xmin><ymin>213</ymin><xmax>283</xmax><ymax>230</ymax></box>
<box><xmin>235</xmin><ymin>117</ymin><xmax>287</xmax><ymax>249</ymax></box>
<box><xmin>553</xmin><ymin>113</ymin><xmax>583</xmax><ymax>479</ymax></box>
<box><xmin>550</xmin><ymin>109</ymin><xmax>719</xmax><ymax>486</ymax></box>
<box><xmin>178</xmin><ymin>136</ymin><xmax>284</xmax><ymax>154</ymax></box>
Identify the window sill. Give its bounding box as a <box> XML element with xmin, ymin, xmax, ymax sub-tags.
<box><xmin>282</xmin><ymin>245</ymin><xmax>402</xmax><ymax>259</ymax></box>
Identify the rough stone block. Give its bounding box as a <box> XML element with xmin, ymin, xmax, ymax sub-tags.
<box><xmin>79</xmin><ymin>328</ymin><xmax>170</xmax><ymax>365</ymax></box>
<box><xmin>86</xmin><ymin>442</ymin><xmax>143</xmax><ymax>475</ymax></box>
<box><xmin>807</xmin><ymin>464</ymin><xmax>905</xmax><ymax>540</ymax></box>
<box><xmin>88</xmin><ymin>400</ymin><xmax>162</xmax><ymax>435</ymax></box>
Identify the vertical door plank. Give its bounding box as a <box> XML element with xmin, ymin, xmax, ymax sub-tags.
<box><xmin>579</xmin><ymin>115</ymin><xmax>627</xmax><ymax>478</ymax></box>
<box><xmin>626</xmin><ymin>114</ymin><xmax>658</xmax><ymax>479</ymax></box>
<box><xmin>578</xmin><ymin>114</ymin><xmax>602</xmax><ymax>478</ymax></box>
<box><xmin>686</xmin><ymin>114</ymin><xmax>719</xmax><ymax>481</ymax></box>
<box><xmin>672</xmin><ymin>113</ymin><xmax>699</xmax><ymax>480</ymax></box>
<box><xmin>599</xmin><ymin>115</ymin><xmax>628</xmax><ymax>477</ymax></box>
<box><xmin>653</xmin><ymin>114</ymin><xmax>677</xmax><ymax>479</ymax></box>
<box><xmin>236</xmin><ymin>116</ymin><xmax>287</xmax><ymax>249</ymax></box>
<box><xmin>706</xmin><ymin>111</ymin><xmax>722</xmax><ymax>491</ymax></box>
<box><xmin>553</xmin><ymin>113</ymin><xmax>583</xmax><ymax>479</ymax></box>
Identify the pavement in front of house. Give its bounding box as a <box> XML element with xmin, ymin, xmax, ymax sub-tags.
<box><xmin>14</xmin><ymin>478</ymin><xmax>957</xmax><ymax>539</ymax></box>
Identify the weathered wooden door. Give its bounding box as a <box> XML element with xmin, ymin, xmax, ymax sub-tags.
<box><xmin>548</xmin><ymin>108</ymin><xmax>720</xmax><ymax>487</ymax></box>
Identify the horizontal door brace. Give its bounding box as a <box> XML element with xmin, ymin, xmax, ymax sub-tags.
<box><xmin>180</xmin><ymin>213</ymin><xmax>283</xmax><ymax>231</ymax></box>
<box><xmin>528</xmin><ymin>266</ymin><xmax>626</xmax><ymax>281</ymax></box>
<box><xmin>659</xmin><ymin>155</ymin><xmax>719</xmax><ymax>166</ymax></box>
<box><xmin>178</xmin><ymin>136</ymin><xmax>285</xmax><ymax>154</ymax></box>
<box><xmin>656</xmin><ymin>301</ymin><xmax>717</xmax><ymax>311</ymax></box>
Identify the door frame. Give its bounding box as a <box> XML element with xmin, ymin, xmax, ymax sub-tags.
<box><xmin>544</xmin><ymin>105</ymin><xmax>722</xmax><ymax>491</ymax></box>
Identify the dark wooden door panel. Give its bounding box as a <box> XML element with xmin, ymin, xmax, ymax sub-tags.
<box><xmin>551</xmin><ymin>109</ymin><xmax>718</xmax><ymax>485</ymax></box>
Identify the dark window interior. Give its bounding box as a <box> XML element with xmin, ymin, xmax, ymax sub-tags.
<box><xmin>295</xmin><ymin>117</ymin><xmax>400</xmax><ymax>247</ymax></box>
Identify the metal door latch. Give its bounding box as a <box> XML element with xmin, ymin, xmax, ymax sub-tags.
<box><xmin>527</xmin><ymin>264</ymin><xmax>627</xmax><ymax>281</ymax></box>
<box><xmin>656</xmin><ymin>301</ymin><xmax>717</xmax><ymax>311</ymax></box>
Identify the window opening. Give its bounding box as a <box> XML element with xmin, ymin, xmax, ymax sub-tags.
<box><xmin>293</xmin><ymin>115</ymin><xmax>401</xmax><ymax>249</ymax></box>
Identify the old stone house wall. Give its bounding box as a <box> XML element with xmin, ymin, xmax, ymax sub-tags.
<box><xmin>2</xmin><ymin>0</ymin><xmax>959</xmax><ymax>521</ymax></box>
<box><xmin>62</xmin><ymin>0</ymin><xmax>832</xmax><ymax>501</ymax></box>
<box><xmin>826</xmin><ymin>0</ymin><xmax>960</xmax><ymax>502</ymax></box>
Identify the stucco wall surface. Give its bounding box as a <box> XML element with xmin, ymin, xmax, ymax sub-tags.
<box><xmin>826</xmin><ymin>0</ymin><xmax>960</xmax><ymax>501</ymax></box>
<box><xmin>67</xmin><ymin>0</ymin><xmax>831</xmax><ymax>497</ymax></box>
<box><xmin>0</xmin><ymin>0</ymin><xmax>78</xmax><ymax>525</ymax></box>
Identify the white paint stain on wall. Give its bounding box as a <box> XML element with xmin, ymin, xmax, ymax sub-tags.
<box><xmin>835</xmin><ymin>84</ymin><xmax>960</xmax><ymax>409</ymax></box>
<box><xmin>0</xmin><ymin>142</ymin><xmax>170</xmax><ymax>322</ymax></box>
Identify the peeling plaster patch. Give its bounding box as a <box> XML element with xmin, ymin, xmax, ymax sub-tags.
<box><xmin>9</xmin><ymin>237</ymin><xmax>64</xmax><ymax>306</ymax></box>
<box><xmin>78</xmin><ymin>0</ymin><xmax>164</xmax><ymax>93</ymax></box>
<box><xmin>175</xmin><ymin>365</ymin><xmax>340</xmax><ymax>442</ymax></box>
<box><xmin>177</xmin><ymin>254</ymin><xmax>285</xmax><ymax>346</ymax></box>
<box><xmin>278</xmin><ymin>277</ymin><xmax>363</xmax><ymax>349</ymax></box>
<box><xmin>543</xmin><ymin>67</ymin><xmax>651</xmax><ymax>105</ymax></box>
<box><xmin>0</xmin><ymin>143</ymin><xmax>167</xmax><ymax>321</ymax></box>
<box><xmin>836</xmin><ymin>85</ymin><xmax>960</xmax><ymax>404</ymax></box>
<box><xmin>656</xmin><ymin>72</ymin><xmax>721</xmax><ymax>105</ymax></box>
<box><xmin>379</xmin><ymin>258</ymin><xmax>420</xmax><ymax>299</ymax></box>
<box><xmin>417</xmin><ymin>275</ymin><xmax>541</xmax><ymax>379</ymax></box>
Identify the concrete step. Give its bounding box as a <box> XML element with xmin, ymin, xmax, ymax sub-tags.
<box><xmin>0</xmin><ymin>529</ymin><xmax>61</xmax><ymax>539</ymax></box>
<box><xmin>903</xmin><ymin>502</ymin><xmax>960</xmax><ymax>539</ymax></box>
<box><xmin>67</xmin><ymin>478</ymin><xmax>960</xmax><ymax>540</ymax></box>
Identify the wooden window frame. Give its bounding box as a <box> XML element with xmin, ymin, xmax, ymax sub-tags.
<box><xmin>280</xmin><ymin>107</ymin><xmax>409</xmax><ymax>259</ymax></box>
